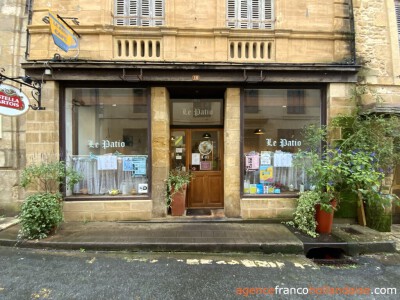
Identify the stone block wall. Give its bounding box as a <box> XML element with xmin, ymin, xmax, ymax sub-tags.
<box><xmin>0</xmin><ymin>0</ymin><xmax>29</xmax><ymax>216</ymax></box>
<box><xmin>63</xmin><ymin>200</ymin><xmax>152</xmax><ymax>221</ymax></box>
<box><xmin>241</xmin><ymin>198</ymin><xmax>297</xmax><ymax>219</ymax></box>
<box><xmin>27</xmin><ymin>0</ymin><xmax>352</xmax><ymax>64</ymax></box>
<box><xmin>353</xmin><ymin>0</ymin><xmax>400</xmax><ymax>105</ymax></box>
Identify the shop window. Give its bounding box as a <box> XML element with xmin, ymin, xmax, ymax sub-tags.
<box><xmin>65</xmin><ymin>88</ymin><xmax>149</xmax><ymax>197</ymax></box>
<box><xmin>114</xmin><ymin>0</ymin><xmax>164</xmax><ymax>26</ymax></box>
<box><xmin>243</xmin><ymin>88</ymin><xmax>322</xmax><ymax>196</ymax></box>
<box><xmin>227</xmin><ymin>0</ymin><xmax>274</xmax><ymax>29</ymax></box>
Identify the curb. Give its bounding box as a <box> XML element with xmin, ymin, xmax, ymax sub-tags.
<box><xmin>0</xmin><ymin>218</ymin><xmax>19</xmax><ymax>232</ymax></box>
<box><xmin>0</xmin><ymin>240</ymin><xmax>305</xmax><ymax>254</ymax></box>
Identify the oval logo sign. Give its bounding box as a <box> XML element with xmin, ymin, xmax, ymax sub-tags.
<box><xmin>0</xmin><ymin>84</ymin><xmax>30</xmax><ymax>116</ymax></box>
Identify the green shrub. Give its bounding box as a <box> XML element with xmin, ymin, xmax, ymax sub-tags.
<box><xmin>19</xmin><ymin>160</ymin><xmax>82</xmax><ymax>239</ymax></box>
<box><xmin>19</xmin><ymin>193</ymin><xmax>63</xmax><ymax>239</ymax></box>
<box><xmin>21</xmin><ymin>161</ymin><xmax>82</xmax><ymax>193</ymax></box>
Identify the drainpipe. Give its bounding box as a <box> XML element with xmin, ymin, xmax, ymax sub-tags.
<box><xmin>25</xmin><ymin>0</ymin><xmax>34</xmax><ymax>60</ymax></box>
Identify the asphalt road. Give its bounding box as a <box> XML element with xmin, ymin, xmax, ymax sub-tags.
<box><xmin>0</xmin><ymin>246</ymin><xmax>399</xmax><ymax>299</ymax></box>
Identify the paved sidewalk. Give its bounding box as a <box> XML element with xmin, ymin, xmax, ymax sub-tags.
<box><xmin>0</xmin><ymin>217</ymin><xmax>398</xmax><ymax>255</ymax></box>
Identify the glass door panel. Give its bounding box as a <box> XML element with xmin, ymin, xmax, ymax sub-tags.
<box><xmin>190</xmin><ymin>130</ymin><xmax>221</xmax><ymax>171</ymax></box>
<box><xmin>170</xmin><ymin>130</ymin><xmax>186</xmax><ymax>171</ymax></box>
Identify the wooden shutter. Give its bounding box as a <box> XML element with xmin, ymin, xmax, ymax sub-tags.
<box><xmin>129</xmin><ymin>0</ymin><xmax>139</xmax><ymax>25</ymax></box>
<box><xmin>251</xmin><ymin>0</ymin><xmax>260</xmax><ymax>29</ymax></box>
<box><xmin>396</xmin><ymin>0</ymin><xmax>400</xmax><ymax>46</ymax></box>
<box><xmin>239</xmin><ymin>0</ymin><xmax>249</xmax><ymax>28</ymax></box>
<box><xmin>154</xmin><ymin>0</ymin><xmax>164</xmax><ymax>26</ymax></box>
<box><xmin>264</xmin><ymin>0</ymin><xmax>273</xmax><ymax>29</ymax></box>
<box><xmin>227</xmin><ymin>0</ymin><xmax>236</xmax><ymax>28</ymax></box>
<box><xmin>141</xmin><ymin>0</ymin><xmax>151</xmax><ymax>26</ymax></box>
<box><xmin>115</xmin><ymin>0</ymin><xmax>126</xmax><ymax>25</ymax></box>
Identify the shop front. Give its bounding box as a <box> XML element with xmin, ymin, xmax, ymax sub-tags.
<box><xmin>22</xmin><ymin>63</ymin><xmax>358</xmax><ymax>221</ymax></box>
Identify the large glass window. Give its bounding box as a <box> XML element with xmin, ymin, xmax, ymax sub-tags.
<box><xmin>65</xmin><ymin>88</ymin><xmax>149</xmax><ymax>197</ymax></box>
<box><xmin>243</xmin><ymin>88</ymin><xmax>322</xmax><ymax>196</ymax></box>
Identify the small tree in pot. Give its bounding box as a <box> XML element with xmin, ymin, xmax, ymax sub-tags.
<box><xmin>165</xmin><ymin>169</ymin><xmax>193</xmax><ymax>216</ymax></box>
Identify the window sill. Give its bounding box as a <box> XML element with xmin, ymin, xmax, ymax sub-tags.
<box><xmin>65</xmin><ymin>195</ymin><xmax>150</xmax><ymax>201</ymax></box>
<box><xmin>242</xmin><ymin>193</ymin><xmax>299</xmax><ymax>199</ymax></box>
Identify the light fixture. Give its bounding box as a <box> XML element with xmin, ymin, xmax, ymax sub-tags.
<box><xmin>253</xmin><ymin>128</ymin><xmax>265</xmax><ymax>135</ymax></box>
<box><xmin>202</xmin><ymin>132</ymin><xmax>211</xmax><ymax>139</ymax></box>
<box><xmin>170</xmin><ymin>136</ymin><xmax>175</xmax><ymax>141</ymax></box>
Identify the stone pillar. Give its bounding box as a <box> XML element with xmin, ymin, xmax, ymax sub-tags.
<box><xmin>151</xmin><ymin>87</ymin><xmax>170</xmax><ymax>217</ymax></box>
<box><xmin>224</xmin><ymin>88</ymin><xmax>241</xmax><ymax>217</ymax></box>
<box><xmin>25</xmin><ymin>81</ymin><xmax>60</xmax><ymax>165</ymax></box>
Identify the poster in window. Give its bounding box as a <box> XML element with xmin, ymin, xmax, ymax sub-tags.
<box><xmin>260</xmin><ymin>165</ymin><xmax>274</xmax><ymax>183</ymax></box>
<box><xmin>260</xmin><ymin>151</ymin><xmax>271</xmax><ymax>165</ymax></box>
<box><xmin>245</xmin><ymin>154</ymin><xmax>259</xmax><ymax>170</ymax></box>
<box><xmin>132</xmin><ymin>157</ymin><xmax>147</xmax><ymax>175</ymax></box>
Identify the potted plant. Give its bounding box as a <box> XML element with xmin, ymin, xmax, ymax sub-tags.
<box><xmin>292</xmin><ymin>124</ymin><xmax>342</xmax><ymax>235</ymax></box>
<box><xmin>19</xmin><ymin>160</ymin><xmax>82</xmax><ymax>239</ymax></box>
<box><xmin>286</xmin><ymin>190</ymin><xmax>334</xmax><ymax>238</ymax></box>
<box><xmin>165</xmin><ymin>169</ymin><xmax>193</xmax><ymax>216</ymax></box>
<box><xmin>331</xmin><ymin>113</ymin><xmax>400</xmax><ymax>231</ymax></box>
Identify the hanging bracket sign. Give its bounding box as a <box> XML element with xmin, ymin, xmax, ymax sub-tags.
<box><xmin>48</xmin><ymin>11</ymin><xmax>79</xmax><ymax>52</ymax></box>
<box><xmin>0</xmin><ymin>84</ymin><xmax>30</xmax><ymax>116</ymax></box>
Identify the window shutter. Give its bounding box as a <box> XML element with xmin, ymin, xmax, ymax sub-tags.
<box><xmin>129</xmin><ymin>0</ymin><xmax>139</xmax><ymax>25</ymax></box>
<box><xmin>264</xmin><ymin>0</ymin><xmax>273</xmax><ymax>29</ymax></box>
<box><xmin>115</xmin><ymin>0</ymin><xmax>126</xmax><ymax>25</ymax></box>
<box><xmin>140</xmin><ymin>0</ymin><xmax>150</xmax><ymax>26</ymax></box>
<box><xmin>227</xmin><ymin>0</ymin><xmax>236</xmax><ymax>28</ymax></box>
<box><xmin>226</xmin><ymin>0</ymin><xmax>273</xmax><ymax>30</ymax></box>
<box><xmin>396</xmin><ymin>0</ymin><xmax>400</xmax><ymax>46</ymax></box>
<box><xmin>154</xmin><ymin>0</ymin><xmax>164</xmax><ymax>26</ymax></box>
<box><xmin>251</xmin><ymin>0</ymin><xmax>260</xmax><ymax>29</ymax></box>
<box><xmin>240</xmin><ymin>0</ymin><xmax>249</xmax><ymax>28</ymax></box>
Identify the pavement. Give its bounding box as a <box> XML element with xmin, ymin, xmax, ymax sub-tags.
<box><xmin>1</xmin><ymin>216</ymin><xmax>399</xmax><ymax>256</ymax></box>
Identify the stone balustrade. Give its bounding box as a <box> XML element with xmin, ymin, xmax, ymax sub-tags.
<box><xmin>114</xmin><ymin>38</ymin><xmax>163</xmax><ymax>60</ymax></box>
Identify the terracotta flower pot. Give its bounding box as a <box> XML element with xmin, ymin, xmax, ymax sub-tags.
<box><xmin>170</xmin><ymin>185</ymin><xmax>187</xmax><ymax>216</ymax></box>
<box><xmin>315</xmin><ymin>199</ymin><xmax>337</xmax><ymax>234</ymax></box>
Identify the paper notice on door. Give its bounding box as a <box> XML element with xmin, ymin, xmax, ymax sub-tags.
<box><xmin>192</xmin><ymin>153</ymin><xmax>200</xmax><ymax>165</ymax></box>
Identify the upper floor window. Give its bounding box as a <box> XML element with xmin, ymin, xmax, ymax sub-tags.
<box><xmin>396</xmin><ymin>0</ymin><xmax>400</xmax><ymax>46</ymax></box>
<box><xmin>227</xmin><ymin>0</ymin><xmax>274</xmax><ymax>29</ymax></box>
<box><xmin>115</xmin><ymin>0</ymin><xmax>164</xmax><ymax>26</ymax></box>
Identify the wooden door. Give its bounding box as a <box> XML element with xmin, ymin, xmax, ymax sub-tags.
<box><xmin>170</xmin><ymin>129</ymin><xmax>224</xmax><ymax>208</ymax></box>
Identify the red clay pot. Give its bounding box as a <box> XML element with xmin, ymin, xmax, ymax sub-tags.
<box><xmin>170</xmin><ymin>185</ymin><xmax>187</xmax><ymax>216</ymax></box>
<box><xmin>315</xmin><ymin>199</ymin><xmax>337</xmax><ymax>234</ymax></box>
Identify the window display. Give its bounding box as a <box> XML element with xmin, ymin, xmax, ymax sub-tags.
<box><xmin>243</xmin><ymin>88</ymin><xmax>322</xmax><ymax>195</ymax></box>
<box><xmin>65</xmin><ymin>88</ymin><xmax>149</xmax><ymax>197</ymax></box>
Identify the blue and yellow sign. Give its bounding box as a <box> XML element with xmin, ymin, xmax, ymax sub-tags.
<box><xmin>49</xmin><ymin>12</ymin><xmax>79</xmax><ymax>52</ymax></box>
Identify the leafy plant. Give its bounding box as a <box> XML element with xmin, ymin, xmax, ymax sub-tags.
<box><xmin>286</xmin><ymin>191</ymin><xmax>331</xmax><ymax>238</ymax></box>
<box><xmin>19</xmin><ymin>161</ymin><xmax>82</xmax><ymax>239</ymax></box>
<box><xmin>21</xmin><ymin>161</ymin><xmax>82</xmax><ymax>193</ymax></box>
<box><xmin>165</xmin><ymin>169</ymin><xmax>193</xmax><ymax>207</ymax></box>
<box><xmin>18</xmin><ymin>193</ymin><xmax>63</xmax><ymax>239</ymax></box>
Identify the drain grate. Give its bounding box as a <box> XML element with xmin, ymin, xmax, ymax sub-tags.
<box><xmin>306</xmin><ymin>247</ymin><xmax>356</xmax><ymax>265</ymax></box>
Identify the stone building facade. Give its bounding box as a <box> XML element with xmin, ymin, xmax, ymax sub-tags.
<box><xmin>1</xmin><ymin>0</ymin><xmax>399</xmax><ymax>221</ymax></box>
<box><xmin>0</xmin><ymin>0</ymin><xmax>29</xmax><ymax>216</ymax></box>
